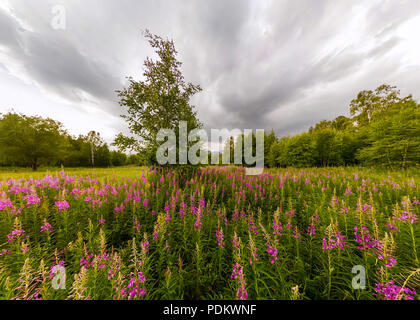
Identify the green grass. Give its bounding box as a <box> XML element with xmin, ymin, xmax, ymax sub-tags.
<box><xmin>0</xmin><ymin>165</ymin><xmax>419</xmax><ymax>300</ymax></box>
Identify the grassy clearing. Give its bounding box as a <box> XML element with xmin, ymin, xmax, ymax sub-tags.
<box><xmin>0</xmin><ymin>166</ymin><xmax>419</xmax><ymax>300</ymax></box>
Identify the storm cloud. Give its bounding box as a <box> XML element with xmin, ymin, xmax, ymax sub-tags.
<box><xmin>1</xmin><ymin>0</ymin><xmax>420</xmax><ymax>144</ymax></box>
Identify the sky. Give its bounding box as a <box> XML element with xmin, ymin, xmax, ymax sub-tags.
<box><xmin>1</xmin><ymin>0</ymin><xmax>420</xmax><ymax>151</ymax></box>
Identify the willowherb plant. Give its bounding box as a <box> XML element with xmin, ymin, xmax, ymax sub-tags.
<box><xmin>0</xmin><ymin>166</ymin><xmax>418</xmax><ymax>300</ymax></box>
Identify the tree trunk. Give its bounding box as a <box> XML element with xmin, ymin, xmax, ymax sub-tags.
<box><xmin>32</xmin><ymin>159</ymin><xmax>38</xmax><ymax>171</ymax></box>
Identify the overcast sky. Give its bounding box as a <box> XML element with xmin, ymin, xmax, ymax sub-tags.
<box><xmin>1</xmin><ymin>0</ymin><xmax>420</xmax><ymax>150</ymax></box>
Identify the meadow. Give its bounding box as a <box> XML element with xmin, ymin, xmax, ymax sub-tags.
<box><xmin>0</xmin><ymin>166</ymin><xmax>419</xmax><ymax>300</ymax></box>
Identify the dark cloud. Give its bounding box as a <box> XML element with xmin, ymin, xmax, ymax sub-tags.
<box><xmin>0</xmin><ymin>0</ymin><xmax>419</xmax><ymax>140</ymax></box>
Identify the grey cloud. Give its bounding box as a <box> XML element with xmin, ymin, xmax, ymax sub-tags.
<box><xmin>0</xmin><ymin>5</ymin><xmax>122</xmax><ymax>115</ymax></box>
<box><xmin>0</xmin><ymin>0</ymin><xmax>419</xmax><ymax>140</ymax></box>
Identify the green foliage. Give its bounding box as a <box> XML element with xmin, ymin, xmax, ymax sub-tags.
<box><xmin>0</xmin><ymin>113</ymin><xmax>132</xmax><ymax>170</ymax></box>
<box><xmin>267</xmin><ymin>84</ymin><xmax>420</xmax><ymax>169</ymax></box>
<box><xmin>356</xmin><ymin>100</ymin><xmax>420</xmax><ymax>168</ymax></box>
<box><xmin>113</xmin><ymin>30</ymin><xmax>202</xmax><ymax>165</ymax></box>
<box><xmin>0</xmin><ymin>112</ymin><xmax>67</xmax><ymax>170</ymax></box>
<box><xmin>110</xmin><ymin>151</ymin><xmax>127</xmax><ymax>167</ymax></box>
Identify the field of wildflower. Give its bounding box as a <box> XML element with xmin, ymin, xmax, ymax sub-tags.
<box><xmin>0</xmin><ymin>166</ymin><xmax>419</xmax><ymax>300</ymax></box>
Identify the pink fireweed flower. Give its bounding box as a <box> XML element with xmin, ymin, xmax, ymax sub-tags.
<box><xmin>231</xmin><ymin>263</ymin><xmax>243</xmax><ymax>280</ymax></box>
<box><xmin>7</xmin><ymin>228</ymin><xmax>25</xmax><ymax>242</ymax></box>
<box><xmin>236</xmin><ymin>279</ymin><xmax>248</xmax><ymax>300</ymax></box>
<box><xmin>127</xmin><ymin>272</ymin><xmax>147</xmax><ymax>299</ymax></box>
<box><xmin>165</xmin><ymin>212</ymin><xmax>172</xmax><ymax>223</ymax></box>
<box><xmin>21</xmin><ymin>243</ymin><xmax>29</xmax><ymax>253</ymax></box>
<box><xmin>339</xmin><ymin>207</ymin><xmax>349</xmax><ymax>214</ymax></box>
<box><xmin>40</xmin><ymin>222</ymin><xmax>52</xmax><ymax>233</ymax></box>
<box><xmin>133</xmin><ymin>219</ymin><xmax>141</xmax><ymax>232</ymax></box>
<box><xmin>114</xmin><ymin>203</ymin><xmax>125</xmax><ymax>214</ymax></box>
<box><xmin>49</xmin><ymin>260</ymin><xmax>65</xmax><ymax>279</ymax></box>
<box><xmin>354</xmin><ymin>226</ymin><xmax>378</xmax><ymax>250</ymax></box>
<box><xmin>330</xmin><ymin>196</ymin><xmax>339</xmax><ymax>208</ymax></box>
<box><xmin>55</xmin><ymin>200</ymin><xmax>70</xmax><ymax>212</ymax></box>
<box><xmin>293</xmin><ymin>227</ymin><xmax>302</xmax><ymax>241</ymax></box>
<box><xmin>99</xmin><ymin>217</ymin><xmax>106</xmax><ymax>226</ymax></box>
<box><xmin>249</xmin><ymin>249</ymin><xmax>258</xmax><ymax>265</ymax></box>
<box><xmin>378</xmin><ymin>255</ymin><xmax>397</xmax><ymax>268</ymax></box>
<box><xmin>194</xmin><ymin>211</ymin><xmax>202</xmax><ymax>232</ymax></box>
<box><xmin>0</xmin><ymin>249</ymin><xmax>12</xmax><ymax>256</ymax></box>
<box><xmin>285</xmin><ymin>210</ymin><xmax>295</xmax><ymax>217</ymax></box>
<box><xmin>80</xmin><ymin>254</ymin><xmax>94</xmax><ymax>268</ymax></box>
<box><xmin>107</xmin><ymin>256</ymin><xmax>121</xmax><ymax>280</ymax></box>
<box><xmin>152</xmin><ymin>230</ymin><xmax>159</xmax><ymax>242</ymax></box>
<box><xmin>272</xmin><ymin>221</ymin><xmax>282</xmax><ymax>239</ymax></box>
<box><xmin>375</xmin><ymin>240</ymin><xmax>397</xmax><ymax>269</ymax></box>
<box><xmin>164</xmin><ymin>204</ymin><xmax>170</xmax><ymax>213</ymax></box>
<box><xmin>394</xmin><ymin>213</ymin><xmax>417</xmax><ymax>224</ymax></box>
<box><xmin>91</xmin><ymin>199</ymin><xmax>102</xmax><ymax>211</ymax></box>
<box><xmin>386</xmin><ymin>224</ymin><xmax>398</xmax><ymax>233</ymax></box>
<box><xmin>0</xmin><ymin>198</ymin><xmax>14</xmax><ymax>211</ymax></box>
<box><xmin>232</xmin><ymin>209</ymin><xmax>239</xmax><ymax>221</ymax></box>
<box><xmin>357</xmin><ymin>203</ymin><xmax>373</xmax><ymax>213</ymax></box>
<box><xmin>141</xmin><ymin>238</ymin><xmax>150</xmax><ymax>253</ymax></box>
<box><xmin>22</xmin><ymin>194</ymin><xmax>41</xmax><ymax>208</ymax></box>
<box><xmin>323</xmin><ymin>232</ymin><xmax>347</xmax><ymax>251</ymax></box>
<box><xmin>232</xmin><ymin>233</ymin><xmax>240</xmax><ymax>255</ymax></box>
<box><xmin>216</xmin><ymin>228</ymin><xmax>225</xmax><ymax>248</ymax></box>
<box><xmin>374</xmin><ymin>281</ymin><xmax>417</xmax><ymax>300</ymax></box>
<box><xmin>307</xmin><ymin>225</ymin><xmax>316</xmax><ymax>237</ymax></box>
<box><xmin>10</xmin><ymin>206</ymin><xmax>23</xmax><ymax>216</ymax></box>
<box><xmin>266</xmin><ymin>243</ymin><xmax>278</xmax><ymax>264</ymax></box>
<box><xmin>248</xmin><ymin>216</ymin><xmax>258</xmax><ymax>235</ymax></box>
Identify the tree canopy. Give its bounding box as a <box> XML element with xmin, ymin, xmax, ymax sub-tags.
<box><xmin>267</xmin><ymin>84</ymin><xmax>419</xmax><ymax>169</ymax></box>
<box><xmin>0</xmin><ymin>112</ymin><xmax>135</xmax><ymax>170</ymax></box>
<box><xmin>113</xmin><ymin>30</ymin><xmax>202</xmax><ymax>165</ymax></box>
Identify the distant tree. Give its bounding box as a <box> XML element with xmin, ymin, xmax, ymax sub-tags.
<box><xmin>331</xmin><ymin>116</ymin><xmax>353</xmax><ymax>131</ymax></box>
<box><xmin>62</xmin><ymin>133</ymin><xmax>110</xmax><ymax>168</ymax></box>
<box><xmin>309</xmin><ymin>120</ymin><xmax>333</xmax><ymax>132</ymax></box>
<box><xmin>268</xmin><ymin>139</ymin><xmax>283</xmax><ymax>167</ymax></box>
<box><xmin>0</xmin><ymin>112</ymin><xmax>66</xmax><ymax>170</ymax></box>
<box><xmin>222</xmin><ymin>136</ymin><xmax>235</xmax><ymax>164</ymax></box>
<box><xmin>357</xmin><ymin>100</ymin><xmax>420</xmax><ymax>168</ymax></box>
<box><xmin>63</xmin><ymin>135</ymin><xmax>90</xmax><ymax>167</ymax></box>
<box><xmin>86</xmin><ymin>131</ymin><xmax>104</xmax><ymax>167</ymax></box>
<box><xmin>95</xmin><ymin>144</ymin><xmax>111</xmax><ymax>167</ymax></box>
<box><xmin>313</xmin><ymin>129</ymin><xmax>339</xmax><ymax>167</ymax></box>
<box><xmin>335</xmin><ymin>131</ymin><xmax>359</xmax><ymax>165</ymax></box>
<box><xmin>350</xmin><ymin>84</ymin><xmax>410</xmax><ymax>126</ymax></box>
<box><xmin>113</xmin><ymin>30</ymin><xmax>202</xmax><ymax>166</ymax></box>
<box><xmin>282</xmin><ymin>133</ymin><xmax>315</xmax><ymax>167</ymax></box>
<box><xmin>111</xmin><ymin>151</ymin><xmax>127</xmax><ymax>167</ymax></box>
<box><xmin>126</xmin><ymin>154</ymin><xmax>141</xmax><ymax>165</ymax></box>
<box><xmin>264</xmin><ymin>129</ymin><xmax>277</xmax><ymax>167</ymax></box>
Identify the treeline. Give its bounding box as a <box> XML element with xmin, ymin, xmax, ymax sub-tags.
<box><xmin>1</xmin><ymin>84</ymin><xmax>418</xmax><ymax>170</ymax></box>
<box><xmin>0</xmin><ymin>112</ymin><xmax>140</xmax><ymax>170</ymax></box>
<box><xmin>227</xmin><ymin>85</ymin><xmax>419</xmax><ymax>168</ymax></box>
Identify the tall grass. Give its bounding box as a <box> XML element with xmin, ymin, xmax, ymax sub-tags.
<box><xmin>0</xmin><ymin>166</ymin><xmax>418</xmax><ymax>300</ymax></box>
